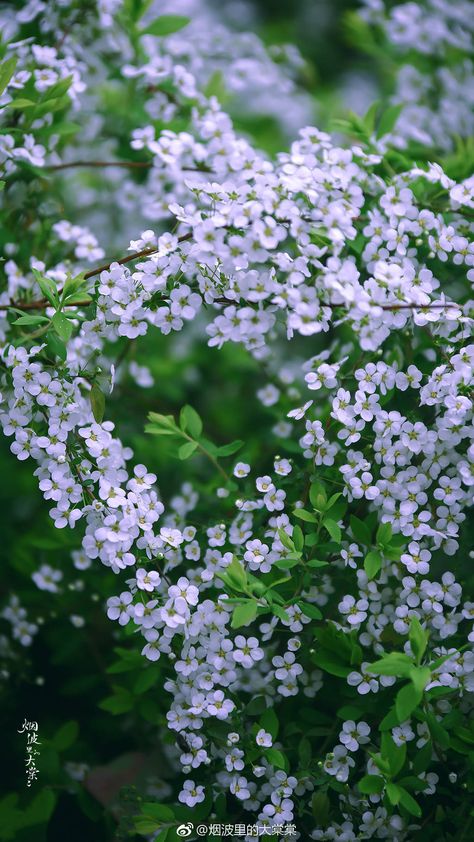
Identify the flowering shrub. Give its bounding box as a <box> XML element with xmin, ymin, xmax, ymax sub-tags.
<box><xmin>0</xmin><ymin>1</ymin><xmax>473</xmax><ymax>840</ymax></box>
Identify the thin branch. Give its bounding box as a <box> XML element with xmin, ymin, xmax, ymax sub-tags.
<box><xmin>0</xmin><ymin>233</ymin><xmax>193</xmax><ymax>312</ymax></box>
<box><xmin>48</xmin><ymin>160</ymin><xmax>151</xmax><ymax>171</ymax></box>
<box><xmin>46</xmin><ymin>160</ymin><xmax>213</xmax><ymax>173</ymax></box>
<box><xmin>0</xmin><ymin>228</ymin><xmax>463</xmax><ymax>316</ymax></box>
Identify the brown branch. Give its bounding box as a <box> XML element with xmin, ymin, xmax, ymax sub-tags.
<box><xmin>47</xmin><ymin>160</ymin><xmax>213</xmax><ymax>173</ymax></box>
<box><xmin>0</xmin><ymin>227</ymin><xmax>462</xmax><ymax>317</ymax></box>
<box><xmin>213</xmin><ymin>297</ymin><xmax>460</xmax><ymax>312</ymax></box>
<box><xmin>48</xmin><ymin>160</ymin><xmax>152</xmax><ymax>171</ymax></box>
<box><xmin>0</xmin><ymin>234</ymin><xmax>193</xmax><ymax>312</ymax></box>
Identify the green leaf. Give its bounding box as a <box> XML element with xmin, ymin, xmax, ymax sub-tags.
<box><xmin>298</xmin><ymin>736</ymin><xmax>312</xmax><ymax>766</ymax></box>
<box><xmin>260</xmin><ymin>706</ymin><xmax>279</xmax><ymax>739</ymax></box>
<box><xmin>134</xmin><ymin>668</ymin><xmax>159</xmax><ymax>695</ymax></box>
<box><xmin>140</xmin><ymin>803</ymin><xmax>175</xmax><ymax>821</ymax></box>
<box><xmin>380</xmin><ymin>707</ymin><xmax>402</xmax><ymax>731</ymax></box>
<box><xmin>215</xmin><ymin>439</ymin><xmax>244</xmax><ymax>457</ymax></box>
<box><xmin>179</xmin><ymin>404</ymin><xmax>203</xmax><ymax>438</ymax></box>
<box><xmin>274</xmin><ymin>556</ymin><xmax>300</xmax><ymax>570</ymax></box>
<box><xmin>364</xmin><ymin>550</ymin><xmax>382</xmax><ymax>579</ymax></box>
<box><xmin>386</xmin><ymin>782</ymin><xmax>402</xmax><ymax>805</ymax></box>
<box><xmin>46</xmin><ymin>331</ymin><xmax>67</xmax><ymax>361</ymax></box>
<box><xmin>246</xmin><ymin>695</ymin><xmax>267</xmax><ymax>715</ymax></box>
<box><xmin>358</xmin><ymin>774</ymin><xmax>384</xmax><ymax>795</ymax></box>
<box><xmin>62</xmin><ymin>271</ymin><xmax>87</xmax><ymax>299</ymax></box>
<box><xmin>323</xmin><ymin>518</ymin><xmax>341</xmax><ymax>543</ymax></box>
<box><xmin>366</xmin><ymin>652</ymin><xmax>413</xmax><ymax>677</ymax></box>
<box><xmin>296</xmin><ymin>600</ymin><xmax>322</xmax><ymax>620</ymax></box>
<box><xmin>363</xmin><ymin>99</ymin><xmax>380</xmax><ymax>133</ymax></box>
<box><xmin>376</xmin><ymin>522</ymin><xmax>392</xmax><ymax>547</ymax></box>
<box><xmin>293</xmin><ymin>525</ymin><xmax>304</xmax><ymax>552</ymax></box>
<box><xmin>142</xmin><ymin>14</ymin><xmax>190</xmax><ymax>36</ymax></box>
<box><xmin>409</xmin><ymin>618</ymin><xmax>428</xmax><ymax>665</ymax></box>
<box><xmin>265</xmin><ymin>747</ymin><xmax>287</xmax><ymax>770</ymax></box>
<box><xmin>52</xmin><ymin>720</ymin><xmax>78</xmax><ymax>751</ymax></box>
<box><xmin>42</xmin><ymin>75</ymin><xmax>72</xmax><ymax>102</ymax></box>
<box><xmin>146</xmin><ymin>412</ymin><xmax>179</xmax><ymax>435</ymax></box>
<box><xmin>8</xmin><ymin>97</ymin><xmax>36</xmax><ymax>109</ymax></box>
<box><xmin>231</xmin><ymin>600</ymin><xmax>258</xmax><ymax>628</ymax></box>
<box><xmin>293</xmin><ymin>508</ymin><xmax>318</xmax><ymax>523</ymax></box>
<box><xmin>22</xmin><ymin>789</ymin><xmax>56</xmax><ymax>827</ymax></box>
<box><xmin>311</xmin><ymin>791</ymin><xmax>330</xmax><ymax>825</ymax></box>
<box><xmin>398</xmin><ymin>787</ymin><xmax>422</xmax><ymax>818</ymax></box>
<box><xmin>278</xmin><ymin>528</ymin><xmax>295</xmax><ymax>552</ymax></box>
<box><xmin>99</xmin><ymin>687</ymin><xmax>134</xmax><ymax>714</ymax></box>
<box><xmin>395</xmin><ymin>683</ymin><xmax>423</xmax><ymax>722</ymax></box>
<box><xmin>13</xmin><ymin>314</ymin><xmax>49</xmax><ymax>326</ymax></box>
<box><xmin>272</xmin><ymin>604</ymin><xmax>290</xmax><ymax>624</ymax></box>
<box><xmin>134</xmin><ymin>818</ymin><xmax>163</xmax><ymax>835</ymax></box>
<box><xmin>309</xmin><ymin>482</ymin><xmax>327</xmax><ymax>511</ymax></box>
<box><xmin>312</xmin><ymin>653</ymin><xmax>350</xmax><ymax>678</ymax></box>
<box><xmin>350</xmin><ymin>515</ymin><xmax>371</xmax><ymax>545</ymax></box>
<box><xmin>409</xmin><ymin>666</ymin><xmax>431</xmax><ymax>694</ymax></box>
<box><xmin>63</xmin><ymin>293</ymin><xmax>92</xmax><ymax>305</ymax></box>
<box><xmin>223</xmin><ymin>557</ymin><xmax>248</xmax><ymax>592</ymax></box>
<box><xmin>411</xmin><ymin>740</ymin><xmax>434</xmax><ymax>774</ymax></box>
<box><xmin>90</xmin><ymin>383</ymin><xmax>106</xmax><ymax>423</ymax></box>
<box><xmin>381</xmin><ymin>732</ymin><xmax>406</xmax><ymax>777</ymax></box>
<box><xmin>337</xmin><ymin>705</ymin><xmax>363</xmax><ymax>720</ymax></box>
<box><xmin>0</xmin><ymin>56</ymin><xmax>17</xmax><ymax>96</ymax></box>
<box><xmin>425</xmin><ymin>712</ymin><xmax>450</xmax><ymax>749</ymax></box>
<box><xmin>32</xmin><ymin>269</ymin><xmax>59</xmax><ymax>307</ymax></box>
<box><xmin>178</xmin><ymin>440</ymin><xmax>198</xmax><ymax>460</ymax></box>
<box><xmin>52</xmin><ymin>311</ymin><xmax>73</xmax><ymax>341</ymax></box>
<box><xmin>307</xmin><ymin>559</ymin><xmax>329</xmax><ymax>569</ymax></box>
<box><xmin>377</xmin><ymin>104</ymin><xmax>404</xmax><ymax>139</ymax></box>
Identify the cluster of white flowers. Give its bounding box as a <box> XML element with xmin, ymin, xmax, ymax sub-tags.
<box><xmin>0</xmin><ymin>0</ymin><xmax>473</xmax><ymax>839</ymax></box>
<box><xmin>361</xmin><ymin>0</ymin><xmax>474</xmax><ymax>149</ymax></box>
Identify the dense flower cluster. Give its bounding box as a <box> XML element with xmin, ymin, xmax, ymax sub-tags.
<box><xmin>361</xmin><ymin>0</ymin><xmax>474</xmax><ymax>149</ymax></box>
<box><xmin>0</xmin><ymin>1</ymin><xmax>473</xmax><ymax>839</ymax></box>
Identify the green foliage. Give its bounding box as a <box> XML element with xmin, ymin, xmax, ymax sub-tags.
<box><xmin>141</xmin><ymin>15</ymin><xmax>190</xmax><ymax>37</ymax></box>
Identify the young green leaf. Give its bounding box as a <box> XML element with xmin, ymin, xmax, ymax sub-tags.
<box><xmin>178</xmin><ymin>440</ymin><xmax>198</xmax><ymax>460</ymax></box>
<box><xmin>409</xmin><ymin>618</ymin><xmax>428</xmax><ymax>665</ymax></box>
<box><xmin>366</xmin><ymin>652</ymin><xmax>413</xmax><ymax>677</ymax></box>
<box><xmin>0</xmin><ymin>56</ymin><xmax>17</xmax><ymax>96</ymax></box>
<box><xmin>141</xmin><ymin>14</ymin><xmax>190</xmax><ymax>36</ymax></box>
<box><xmin>395</xmin><ymin>682</ymin><xmax>423</xmax><ymax>722</ymax></box>
<box><xmin>13</xmin><ymin>314</ymin><xmax>49</xmax><ymax>327</ymax></box>
<box><xmin>179</xmin><ymin>404</ymin><xmax>203</xmax><ymax>438</ymax></box>
<box><xmin>296</xmin><ymin>601</ymin><xmax>322</xmax><ymax>620</ymax></box>
<box><xmin>231</xmin><ymin>600</ymin><xmax>258</xmax><ymax>628</ymax></box>
<box><xmin>259</xmin><ymin>706</ymin><xmax>279</xmax><ymax>739</ymax></box>
<box><xmin>52</xmin><ymin>311</ymin><xmax>73</xmax><ymax>342</ymax></box>
<box><xmin>398</xmin><ymin>788</ymin><xmax>422</xmax><ymax>818</ymax></box>
<box><xmin>223</xmin><ymin>557</ymin><xmax>248</xmax><ymax>592</ymax></box>
<box><xmin>376</xmin><ymin>521</ymin><xmax>392</xmax><ymax>547</ymax></box>
<box><xmin>358</xmin><ymin>774</ymin><xmax>385</xmax><ymax>795</ymax></box>
<box><xmin>350</xmin><ymin>515</ymin><xmax>372</xmax><ymax>545</ymax></box>
<box><xmin>386</xmin><ymin>782</ymin><xmax>402</xmax><ymax>805</ymax></box>
<box><xmin>215</xmin><ymin>439</ymin><xmax>244</xmax><ymax>457</ymax></box>
<box><xmin>32</xmin><ymin>268</ymin><xmax>59</xmax><ymax>307</ymax></box>
<box><xmin>364</xmin><ymin>550</ymin><xmax>382</xmax><ymax>579</ymax></box>
<box><xmin>376</xmin><ymin>104</ymin><xmax>404</xmax><ymax>139</ymax></box>
<box><xmin>323</xmin><ymin>518</ymin><xmax>341</xmax><ymax>543</ymax></box>
<box><xmin>90</xmin><ymin>383</ymin><xmax>106</xmax><ymax>423</ymax></box>
<box><xmin>293</xmin><ymin>508</ymin><xmax>318</xmax><ymax>523</ymax></box>
<box><xmin>265</xmin><ymin>747</ymin><xmax>287</xmax><ymax>771</ymax></box>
